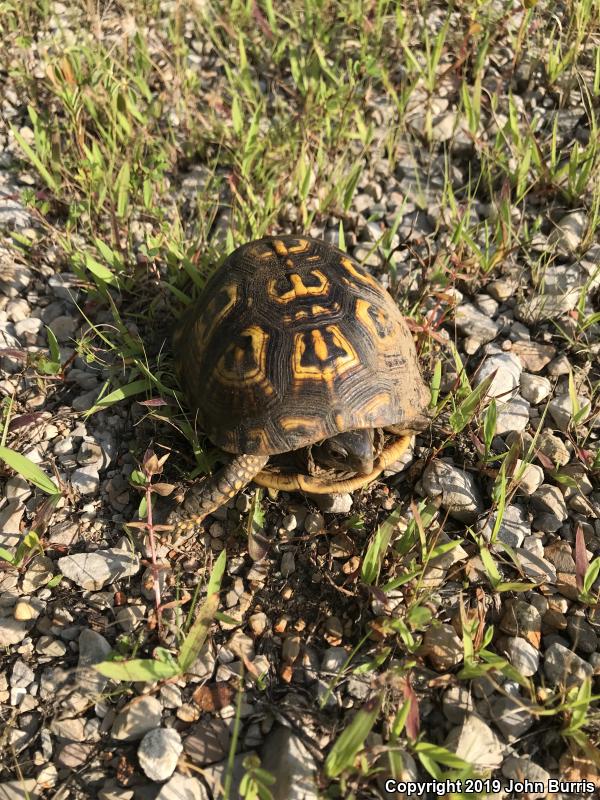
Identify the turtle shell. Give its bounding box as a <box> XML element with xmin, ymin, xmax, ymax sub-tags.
<box><xmin>173</xmin><ymin>235</ymin><xmax>430</xmax><ymax>455</ymax></box>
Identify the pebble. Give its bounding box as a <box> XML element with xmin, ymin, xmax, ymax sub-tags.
<box><xmin>311</xmin><ymin>493</ymin><xmax>353</xmax><ymax>514</ymax></box>
<box><xmin>111</xmin><ymin>695</ymin><xmax>163</xmax><ymax>741</ymax></box>
<box><xmin>502</xmin><ymin>757</ymin><xmax>550</xmax><ymax>800</ymax></box>
<box><xmin>445</xmin><ymin>714</ymin><xmax>504</xmax><ymax>771</ymax></box>
<box><xmin>566</xmin><ymin>616</ymin><xmax>598</xmax><ymax>654</ymax></box>
<box><xmin>58</xmin><ymin>546</ymin><xmax>139</xmax><ymax>590</ymax></box>
<box><xmin>422</xmin><ymin>460</ymin><xmax>483</xmax><ymax>522</ymax></box>
<box><xmin>503</xmin><ymin>636</ymin><xmax>539</xmax><ymax>676</ymax></box>
<box><xmin>281</xmin><ymin>513</ymin><xmax>297</xmax><ymax>531</ymax></box>
<box><xmin>537</xmin><ymin>430</ymin><xmax>570</xmax><ymax>466</ymax></box>
<box><xmin>531</xmin><ymin>484</ymin><xmax>568</xmax><ymax>528</ymax></box>
<box><xmin>14</xmin><ymin>316</ymin><xmax>42</xmax><ymax>344</ymax></box>
<box><xmin>548</xmin><ymin>210</ymin><xmax>587</xmax><ymax>254</ymax></box>
<box><xmin>544</xmin><ymin>641</ymin><xmax>593</xmax><ymax>686</ymax></box>
<box><xmin>48</xmin><ymin>314</ymin><xmax>78</xmax><ymax>342</ymax></box>
<box><xmin>420</xmin><ymin>624</ymin><xmax>463</xmax><ymax>670</ymax></box>
<box><xmin>511</xmin><ymin>340</ymin><xmax>556</xmax><ymax>372</ymax></box>
<box><xmin>476</xmin><ymin>351</ymin><xmax>522</xmax><ymax>399</ymax></box>
<box><xmin>500</xmin><ymin>599</ymin><xmax>541</xmax><ymax>646</ymax></box>
<box><xmin>184</xmin><ymin>718</ymin><xmax>230</xmax><ymax>765</ymax></box>
<box><xmin>494</xmin><ymin>395</ymin><xmax>529</xmax><ymax>434</ymax></box>
<box><xmin>5</xmin><ymin>476</ymin><xmax>32</xmax><ymax>502</ymax></box>
<box><xmin>442</xmin><ymin>685</ymin><xmax>474</xmax><ymax>724</ymax></box>
<box><xmin>260</xmin><ymin>726</ymin><xmax>319</xmax><ymax>800</ymax></box>
<box><xmin>520</xmin><ymin>373</ymin><xmax>551</xmax><ymax>404</ymax></box>
<box><xmin>137</xmin><ymin>727</ymin><xmax>183</xmax><ymax>781</ymax></box>
<box><xmin>454</xmin><ymin>303</ymin><xmax>499</xmax><ymax>345</ymax></box>
<box><xmin>304</xmin><ymin>512</ymin><xmax>325</xmax><ymax>535</ymax></box>
<box><xmin>280</xmin><ymin>551</ymin><xmax>295</xmax><ymax>577</ymax></box>
<box><xmin>155</xmin><ymin>774</ymin><xmax>209</xmax><ymax>800</ymax></box>
<box><xmin>548</xmin><ymin>392</ymin><xmax>590</xmax><ymax>431</ymax></box>
<box><xmin>70</xmin><ymin>465</ymin><xmax>100</xmax><ymax>494</ymax></box>
<box><xmin>514</xmin><ymin>460</ymin><xmax>544</xmax><ymax>495</ymax></box>
<box><xmin>490</xmin><ymin>694</ymin><xmax>535</xmax><ymax>740</ymax></box>
<box><xmin>479</xmin><ymin>504</ymin><xmax>530</xmax><ymax>548</ymax></box>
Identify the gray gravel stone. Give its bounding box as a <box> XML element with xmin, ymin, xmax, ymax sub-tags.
<box><xmin>422</xmin><ymin>460</ymin><xmax>483</xmax><ymax>522</ymax></box>
<box><xmin>490</xmin><ymin>694</ymin><xmax>535</xmax><ymax>740</ymax></box>
<box><xmin>476</xmin><ymin>351</ymin><xmax>522</xmax><ymax>399</ymax></box>
<box><xmin>537</xmin><ymin>430</ymin><xmax>571</xmax><ymax>466</ymax></box>
<box><xmin>503</xmin><ymin>636</ymin><xmax>539</xmax><ymax>676</ymax></box>
<box><xmin>455</xmin><ymin>303</ymin><xmax>499</xmax><ymax>345</ymax></box>
<box><xmin>58</xmin><ymin>546</ymin><xmax>139</xmax><ymax>590</ymax></box>
<box><xmin>494</xmin><ymin>395</ymin><xmax>530</xmax><ymax>434</ymax></box>
<box><xmin>445</xmin><ymin>714</ymin><xmax>504</xmax><ymax>771</ymax></box>
<box><xmin>311</xmin><ymin>493</ymin><xmax>353</xmax><ymax>514</ymax></box>
<box><xmin>531</xmin><ymin>484</ymin><xmax>568</xmax><ymax>529</ymax></box>
<box><xmin>548</xmin><ymin>210</ymin><xmax>587</xmax><ymax>254</ymax></box>
<box><xmin>544</xmin><ymin>641</ymin><xmax>593</xmax><ymax>686</ymax></box>
<box><xmin>138</xmin><ymin>727</ymin><xmax>183</xmax><ymax>781</ymax></box>
<box><xmin>520</xmin><ymin>373</ymin><xmax>551</xmax><ymax>404</ymax></box>
<box><xmin>479</xmin><ymin>504</ymin><xmax>530</xmax><ymax>548</ymax></box>
<box><xmin>155</xmin><ymin>774</ymin><xmax>209</xmax><ymax>800</ymax></box>
<box><xmin>261</xmin><ymin>726</ymin><xmax>318</xmax><ymax>800</ymax></box>
<box><xmin>184</xmin><ymin>718</ymin><xmax>230</xmax><ymax>766</ymax></box>
<box><xmin>548</xmin><ymin>392</ymin><xmax>590</xmax><ymax>431</ymax></box>
<box><xmin>111</xmin><ymin>695</ymin><xmax>163</xmax><ymax>741</ymax></box>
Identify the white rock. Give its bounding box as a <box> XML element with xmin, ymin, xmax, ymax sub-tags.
<box><xmin>476</xmin><ymin>351</ymin><xmax>522</xmax><ymax>399</ymax></box>
<box><xmin>58</xmin><ymin>547</ymin><xmax>139</xmax><ymax>591</ymax></box>
<box><xmin>494</xmin><ymin>395</ymin><xmax>530</xmax><ymax>434</ymax></box>
<box><xmin>71</xmin><ymin>466</ymin><xmax>100</xmax><ymax>495</ymax></box>
<box><xmin>138</xmin><ymin>728</ymin><xmax>183</xmax><ymax>782</ymax></box>
<box><xmin>514</xmin><ymin>460</ymin><xmax>544</xmax><ymax>495</ymax></box>
<box><xmin>455</xmin><ymin>304</ymin><xmax>499</xmax><ymax>344</ymax></box>
<box><xmin>111</xmin><ymin>696</ymin><xmax>163</xmax><ymax>741</ymax></box>
<box><xmin>479</xmin><ymin>504</ymin><xmax>530</xmax><ymax>548</ymax></box>
<box><xmin>548</xmin><ymin>392</ymin><xmax>590</xmax><ymax>431</ymax></box>
<box><xmin>548</xmin><ymin>210</ymin><xmax>587</xmax><ymax>254</ymax></box>
<box><xmin>520</xmin><ymin>373</ymin><xmax>551</xmax><ymax>404</ymax></box>
<box><xmin>544</xmin><ymin>642</ymin><xmax>593</xmax><ymax>686</ymax></box>
<box><xmin>445</xmin><ymin>714</ymin><xmax>505</xmax><ymax>771</ymax></box>
<box><xmin>261</xmin><ymin>726</ymin><xmax>319</xmax><ymax>800</ymax></box>
<box><xmin>503</xmin><ymin>636</ymin><xmax>539</xmax><ymax>677</ymax></box>
<box><xmin>422</xmin><ymin>461</ymin><xmax>483</xmax><ymax>522</ymax></box>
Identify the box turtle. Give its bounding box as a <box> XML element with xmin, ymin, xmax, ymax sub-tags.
<box><xmin>169</xmin><ymin>235</ymin><xmax>429</xmax><ymax>538</ymax></box>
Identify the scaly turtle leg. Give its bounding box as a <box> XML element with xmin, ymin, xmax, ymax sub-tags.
<box><xmin>168</xmin><ymin>454</ymin><xmax>268</xmax><ymax>541</ymax></box>
<box><xmin>253</xmin><ymin>434</ymin><xmax>412</xmax><ymax>494</ymax></box>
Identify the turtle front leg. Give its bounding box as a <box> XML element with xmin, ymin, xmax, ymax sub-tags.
<box><xmin>168</xmin><ymin>454</ymin><xmax>269</xmax><ymax>541</ymax></box>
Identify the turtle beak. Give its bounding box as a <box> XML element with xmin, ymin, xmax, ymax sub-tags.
<box><xmin>336</xmin><ymin>429</ymin><xmax>374</xmax><ymax>475</ymax></box>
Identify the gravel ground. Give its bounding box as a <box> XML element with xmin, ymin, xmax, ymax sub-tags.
<box><xmin>0</xmin><ymin>2</ymin><xmax>600</xmax><ymax>799</ymax></box>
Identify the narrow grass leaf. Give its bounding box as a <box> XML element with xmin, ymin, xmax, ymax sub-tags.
<box><xmin>324</xmin><ymin>695</ymin><xmax>382</xmax><ymax>778</ymax></box>
<box><xmin>0</xmin><ymin>446</ymin><xmax>59</xmax><ymax>495</ymax></box>
<box><xmin>179</xmin><ymin>551</ymin><xmax>226</xmax><ymax>673</ymax></box>
<box><xmin>362</xmin><ymin>506</ymin><xmax>403</xmax><ymax>585</ymax></box>
<box><xmin>94</xmin><ymin>656</ymin><xmax>179</xmax><ymax>681</ymax></box>
<box><xmin>449</xmin><ymin>372</ymin><xmax>496</xmax><ymax>433</ymax></box>
<box><xmin>85</xmin><ymin>379</ymin><xmax>152</xmax><ymax>416</ymax></box>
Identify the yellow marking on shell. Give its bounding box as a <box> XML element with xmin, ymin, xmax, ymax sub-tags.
<box><xmin>286</xmin><ymin>259</ymin><xmax>294</xmax><ymax>267</ymax></box>
<box><xmin>273</xmin><ymin>239</ymin><xmax>289</xmax><ymax>256</ymax></box>
<box><xmin>215</xmin><ymin>325</ymin><xmax>272</xmax><ymax>391</ymax></box>
<box><xmin>312</xmin><ymin>329</ymin><xmax>329</xmax><ymax>361</ymax></box>
<box><xmin>291</xmin><ymin>325</ymin><xmax>360</xmax><ymax>385</ymax></box>
<box><xmin>306</xmin><ymin>254</ymin><xmax>321</xmax><ymax>261</ymax></box>
<box><xmin>313</xmin><ymin>303</ymin><xmax>337</xmax><ymax>315</ymax></box>
<box><xmin>267</xmin><ymin>270</ymin><xmax>329</xmax><ymax>304</ymax></box>
<box><xmin>339</xmin><ymin>256</ymin><xmax>382</xmax><ymax>291</ymax></box>
<box><xmin>191</xmin><ymin>284</ymin><xmax>238</xmax><ymax>344</ymax></box>
<box><xmin>280</xmin><ymin>416</ymin><xmax>320</xmax><ymax>432</ymax></box>
<box><xmin>334</xmin><ymin>412</ymin><xmax>345</xmax><ymax>430</ymax></box>
<box><xmin>287</xmin><ymin>239</ymin><xmax>310</xmax><ymax>254</ymax></box>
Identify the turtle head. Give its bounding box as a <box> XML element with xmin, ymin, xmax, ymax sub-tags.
<box><xmin>313</xmin><ymin>428</ymin><xmax>375</xmax><ymax>475</ymax></box>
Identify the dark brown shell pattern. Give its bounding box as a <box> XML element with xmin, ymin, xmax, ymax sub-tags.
<box><xmin>173</xmin><ymin>236</ymin><xmax>430</xmax><ymax>456</ymax></box>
